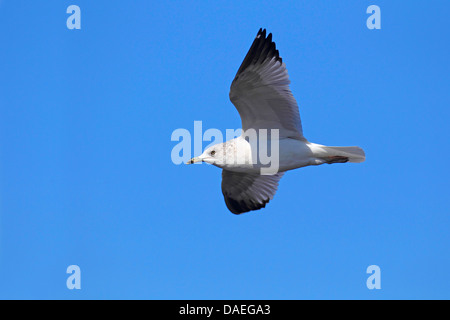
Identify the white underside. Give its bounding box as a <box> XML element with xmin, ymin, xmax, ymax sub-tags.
<box><xmin>214</xmin><ymin>137</ymin><xmax>321</xmax><ymax>173</ymax></box>
<box><xmin>210</xmin><ymin>135</ymin><xmax>366</xmax><ymax>174</ymax></box>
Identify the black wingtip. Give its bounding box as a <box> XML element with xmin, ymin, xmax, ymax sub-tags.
<box><xmin>233</xmin><ymin>28</ymin><xmax>283</xmax><ymax>81</ymax></box>
<box><xmin>257</xmin><ymin>28</ymin><xmax>265</xmax><ymax>37</ymax></box>
<box><xmin>225</xmin><ymin>196</ymin><xmax>270</xmax><ymax>215</ymax></box>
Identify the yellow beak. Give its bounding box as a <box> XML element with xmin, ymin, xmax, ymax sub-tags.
<box><xmin>187</xmin><ymin>156</ymin><xmax>202</xmax><ymax>164</ymax></box>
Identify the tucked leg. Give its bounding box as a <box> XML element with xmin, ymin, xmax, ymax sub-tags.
<box><xmin>324</xmin><ymin>156</ymin><xmax>349</xmax><ymax>164</ymax></box>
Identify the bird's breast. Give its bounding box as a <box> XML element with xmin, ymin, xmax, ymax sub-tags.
<box><xmin>216</xmin><ymin>138</ymin><xmax>314</xmax><ymax>173</ymax></box>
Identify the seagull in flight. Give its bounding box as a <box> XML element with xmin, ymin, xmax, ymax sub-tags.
<box><xmin>188</xmin><ymin>29</ymin><xmax>365</xmax><ymax>214</ymax></box>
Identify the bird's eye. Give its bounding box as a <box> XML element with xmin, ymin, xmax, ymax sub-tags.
<box><xmin>210</xmin><ymin>150</ymin><xmax>216</xmax><ymax>156</ymax></box>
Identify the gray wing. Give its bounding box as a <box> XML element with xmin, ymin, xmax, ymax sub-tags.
<box><xmin>229</xmin><ymin>28</ymin><xmax>304</xmax><ymax>140</ymax></box>
<box><xmin>221</xmin><ymin>170</ymin><xmax>284</xmax><ymax>214</ymax></box>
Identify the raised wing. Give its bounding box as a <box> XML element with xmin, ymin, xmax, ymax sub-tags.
<box><xmin>221</xmin><ymin>170</ymin><xmax>284</xmax><ymax>214</ymax></box>
<box><xmin>229</xmin><ymin>28</ymin><xmax>304</xmax><ymax>140</ymax></box>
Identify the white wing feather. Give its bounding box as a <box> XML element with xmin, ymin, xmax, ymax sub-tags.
<box><xmin>229</xmin><ymin>28</ymin><xmax>304</xmax><ymax>140</ymax></box>
<box><xmin>221</xmin><ymin>170</ymin><xmax>284</xmax><ymax>214</ymax></box>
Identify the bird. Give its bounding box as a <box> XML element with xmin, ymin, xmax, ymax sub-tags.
<box><xmin>187</xmin><ymin>28</ymin><xmax>365</xmax><ymax>215</ymax></box>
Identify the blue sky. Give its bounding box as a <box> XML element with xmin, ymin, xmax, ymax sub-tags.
<box><xmin>0</xmin><ymin>1</ymin><xmax>449</xmax><ymax>299</ymax></box>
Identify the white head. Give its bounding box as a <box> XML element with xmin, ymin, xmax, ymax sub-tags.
<box><xmin>190</xmin><ymin>137</ymin><xmax>255</xmax><ymax>166</ymax></box>
<box><xmin>187</xmin><ymin>138</ymin><xmax>255</xmax><ymax>169</ymax></box>
<box><xmin>187</xmin><ymin>143</ymin><xmax>228</xmax><ymax>167</ymax></box>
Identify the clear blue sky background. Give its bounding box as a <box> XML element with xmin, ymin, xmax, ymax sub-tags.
<box><xmin>0</xmin><ymin>1</ymin><xmax>449</xmax><ymax>299</ymax></box>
